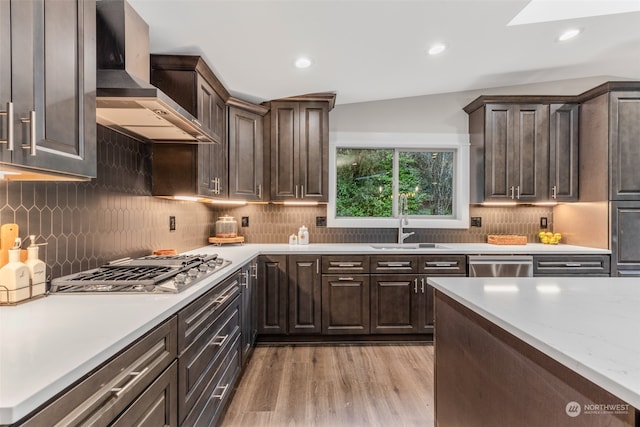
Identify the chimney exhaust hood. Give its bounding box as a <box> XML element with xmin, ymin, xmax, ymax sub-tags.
<box><xmin>96</xmin><ymin>0</ymin><xmax>217</xmax><ymax>144</ymax></box>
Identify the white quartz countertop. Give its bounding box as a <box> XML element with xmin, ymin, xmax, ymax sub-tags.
<box><xmin>427</xmin><ymin>276</ymin><xmax>640</xmax><ymax>409</ymax></box>
<box><xmin>0</xmin><ymin>242</ymin><xmax>610</xmax><ymax>423</ymax></box>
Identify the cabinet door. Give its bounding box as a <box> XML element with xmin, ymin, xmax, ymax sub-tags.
<box><xmin>257</xmin><ymin>255</ymin><xmax>287</xmax><ymax>334</ymax></box>
<box><xmin>322</xmin><ymin>275</ymin><xmax>370</xmax><ymax>335</ymax></box>
<box><xmin>611</xmin><ymin>202</ymin><xmax>640</xmax><ymax>276</ymax></box>
<box><xmin>549</xmin><ymin>104</ymin><xmax>579</xmax><ymax>201</ymax></box>
<box><xmin>299</xmin><ymin>102</ymin><xmax>328</xmax><ymax>201</ymax></box>
<box><xmin>484</xmin><ymin>104</ymin><xmax>548</xmax><ymax>201</ymax></box>
<box><xmin>288</xmin><ymin>255</ymin><xmax>321</xmax><ymax>334</ymax></box>
<box><xmin>370</xmin><ymin>274</ymin><xmax>419</xmax><ymax>334</ymax></box>
<box><xmin>270</xmin><ymin>101</ymin><xmax>299</xmax><ymax>200</ymax></box>
<box><xmin>609</xmin><ymin>91</ymin><xmax>640</xmax><ymax>200</ymax></box>
<box><xmin>11</xmin><ymin>0</ymin><xmax>96</xmax><ymax>177</ymax></box>
<box><xmin>0</xmin><ymin>0</ymin><xmax>11</xmax><ymax>163</ymax></box>
<box><xmin>228</xmin><ymin>106</ymin><xmax>263</xmax><ymax>200</ymax></box>
<box><xmin>111</xmin><ymin>362</ymin><xmax>178</xmax><ymax>427</ymax></box>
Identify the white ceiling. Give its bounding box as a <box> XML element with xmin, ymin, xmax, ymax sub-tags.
<box><xmin>127</xmin><ymin>0</ymin><xmax>640</xmax><ymax>106</ymax></box>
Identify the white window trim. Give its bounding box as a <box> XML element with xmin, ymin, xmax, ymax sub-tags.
<box><xmin>328</xmin><ymin>132</ymin><xmax>470</xmax><ymax>229</ymax></box>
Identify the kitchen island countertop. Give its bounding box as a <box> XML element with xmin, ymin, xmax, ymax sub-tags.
<box><xmin>0</xmin><ymin>242</ymin><xmax>611</xmax><ymax>423</ymax></box>
<box><xmin>427</xmin><ymin>275</ymin><xmax>640</xmax><ymax>410</ymax></box>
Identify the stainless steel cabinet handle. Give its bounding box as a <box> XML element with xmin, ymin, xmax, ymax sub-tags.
<box><xmin>241</xmin><ymin>271</ymin><xmax>249</xmax><ymax>287</ymax></box>
<box><xmin>251</xmin><ymin>262</ymin><xmax>258</xmax><ymax>278</ymax></box>
<box><xmin>426</xmin><ymin>262</ymin><xmax>457</xmax><ymax>267</ymax></box>
<box><xmin>257</xmin><ymin>184</ymin><xmax>262</xmax><ymax>199</ymax></box>
<box><xmin>209</xmin><ymin>334</ymin><xmax>228</xmax><ymax>347</ymax></box>
<box><xmin>510</xmin><ymin>186</ymin><xmax>515</xmax><ymax>199</ymax></box>
<box><xmin>301</xmin><ymin>185</ymin><xmax>305</xmax><ymax>198</ymax></box>
<box><xmin>212</xmin><ymin>384</ymin><xmax>229</xmax><ymax>400</ymax></box>
<box><xmin>111</xmin><ymin>367</ymin><xmax>149</xmax><ymax>398</ymax></box>
<box><xmin>0</xmin><ymin>102</ymin><xmax>14</xmax><ymax>150</ymax></box>
<box><xmin>414</xmin><ymin>278</ymin><xmax>418</xmax><ymax>293</ymax></box>
<box><xmin>316</xmin><ymin>258</ymin><xmax>319</xmax><ymax>274</ymax></box>
<box><xmin>564</xmin><ymin>263</ymin><xmax>583</xmax><ymax>267</ymax></box>
<box><xmin>338</xmin><ymin>277</ymin><xmax>355</xmax><ymax>281</ymax></box>
<box><xmin>552</xmin><ymin>185</ymin><xmax>557</xmax><ymax>199</ymax></box>
<box><xmin>421</xmin><ymin>277</ymin><xmax>425</xmax><ymax>293</ymax></box>
<box><xmin>20</xmin><ymin>110</ymin><xmax>36</xmax><ymax>156</ymax></box>
<box><xmin>336</xmin><ymin>263</ymin><xmax>355</xmax><ymax>267</ymax></box>
<box><xmin>516</xmin><ymin>186</ymin><xmax>520</xmax><ymax>200</ymax></box>
<box><xmin>295</xmin><ymin>185</ymin><xmax>299</xmax><ymax>198</ymax></box>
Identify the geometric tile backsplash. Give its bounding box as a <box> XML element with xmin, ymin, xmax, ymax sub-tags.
<box><xmin>0</xmin><ymin>125</ymin><xmax>553</xmax><ymax>283</ymax></box>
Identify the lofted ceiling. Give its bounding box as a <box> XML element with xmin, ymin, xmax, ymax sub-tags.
<box><xmin>127</xmin><ymin>0</ymin><xmax>640</xmax><ymax>105</ymax></box>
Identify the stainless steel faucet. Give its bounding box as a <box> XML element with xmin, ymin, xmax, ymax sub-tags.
<box><xmin>398</xmin><ymin>193</ymin><xmax>415</xmax><ymax>244</ymax></box>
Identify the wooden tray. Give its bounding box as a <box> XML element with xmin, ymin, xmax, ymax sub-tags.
<box><xmin>208</xmin><ymin>236</ymin><xmax>245</xmax><ymax>246</ymax></box>
<box><xmin>487</xmin><ymin>235</ymin><xmax>527</xmax><ymax>245</ymax></box>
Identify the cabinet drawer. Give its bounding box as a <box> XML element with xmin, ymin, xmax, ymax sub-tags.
<box><xmin>111</xmin><ymin>361</ymin><xmax>178</xmax><ymax>427</ymax></box>
<box><xmin>178</xmin><ymin>295</ymin><xmax>240</xmax><ymax>423</ymax></box>
<box><xmin>370</xmin><ymin>255</ymin><xmax>418</xmax><ymax>273</ymax></box>
<box><xmin>182</xmin><ymin>333</ymin><xmax>241</xmax><ymax>427</ymax></box>
<box><xmin>322</xmin><ymin>255</ymin><xmax>370</xmax><ymax>274</ymax></box>
<box><xmin>178</xmin><ymin>270</ymin><xmax>241</xmax><ymax>352</ymax></box>
<box><xmin>419</xmin><ymin>255</ymin><xmax>467</xmax><ymax>275</ymax></box>
<box><xmin>22</xmin><ymin>317</ymin><xmax>177</xmax><ymax>427</ymax></box>
<box><xmin>533</xmin><ymin>255</ymin><xmax>611</xmax><ymax>276</ymax></box>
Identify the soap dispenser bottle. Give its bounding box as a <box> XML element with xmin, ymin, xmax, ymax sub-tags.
<box><xmin>0</xmin><ymin>238</ymin><xmax>30</xmax><ymax>303</ymax></box>
<box><xmin>298</xmin><ymin>225</ymin><xmax>309</xmax><ymax>245</ymax></box>
<box><xmin>25</xmin><ymin>235</ymin><xmax>46</xmax><ymax>297</ymax></box>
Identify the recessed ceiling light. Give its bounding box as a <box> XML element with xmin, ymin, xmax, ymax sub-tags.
<box><xmin>294</xmin><ymin>57</ymin><xmax>312</xmax><ymax>69</ymax></box>
<box><xmin>428</xmin><ymin>43</ymin><xmax>446</xmax><ymax>56</ymax></box>
<box><xmin>557</xmin><ymin>28</ymin><xmax>581</xmax><ymax>42</ymax></box>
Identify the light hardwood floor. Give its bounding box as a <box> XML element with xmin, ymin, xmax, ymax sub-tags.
<box><xmin>220</xmin><ymin>344</ymin><xmax>435</xmax><ymax>427</ymax></box>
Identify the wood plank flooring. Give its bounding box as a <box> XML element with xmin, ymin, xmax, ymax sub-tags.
<box><xmin>220</xmin><ymin>344</ymin><xmax>434</xmax><ymax>427</ymax></box>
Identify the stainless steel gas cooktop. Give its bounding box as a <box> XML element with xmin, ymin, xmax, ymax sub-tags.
<box><xmin>50</xmin><ymin>254</ymin><xmax>231</xmax><ymax>294</ymax></box>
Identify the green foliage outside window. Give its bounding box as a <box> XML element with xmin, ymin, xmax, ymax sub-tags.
<box><xmin>336</xmin><ymin>148</ymin><xmax>454</xmax><ymax>218</ymax></box>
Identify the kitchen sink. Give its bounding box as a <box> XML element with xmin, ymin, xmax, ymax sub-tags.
<box><xmin>369</xmin><ymin>243</ymin><xmax>448</xmax><ymax>250</ymax></box>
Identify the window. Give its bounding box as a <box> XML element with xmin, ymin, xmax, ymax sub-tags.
<box><xmin>328</xmin><ymin>132</ymin><xmax>470</xmax><ymax>228</ymax></box>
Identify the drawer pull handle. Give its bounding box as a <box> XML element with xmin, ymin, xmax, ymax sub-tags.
<box><xmin>421</xmin><ymin>277</ymin><xmax>426</xmax><ymax>293</ymax></box>
<box><xmin>338</xmin><ymin>277</ymin><xmax>354</xmax><ymax>281</ymax></box>
<box><xmin>337</xmin><ymin>263</ymin><xmax>355</xmax><ymax>267</ymax></box>
<box><xmin>111</xmin><ymin>367</ymin><xmax>149</xmax><ymax>398</ymax></box>
<box><xmin>213</xmin><ymin>294</ymin><xmax>230</xmax><ymax>305</ymax></box>
<box><xmin>564</xmin><ymin>263</ymin><xmax>583</xmax><ymax>267</ymax></box>
<box><xmin>209</xmin><ymin>334</ymin><xmax>229</xmax><ymax>347</ymax></box>
<box><xmin>426</xmin><ymin>262</ymin><xmax>457</xmax><ymax>267</ymax></box>
<box><xmin>212</xmin><ymin>384</ymin><xmax>229</xmax><ymax>400</ymax></box>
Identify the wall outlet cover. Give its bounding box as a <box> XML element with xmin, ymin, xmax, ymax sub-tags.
<box><xmin>241</xmin><ymin>216</ymin><xmax>249</xmax><ymax>227</ymax></box>
<box><xmin>316</xmin><ymin>216</ymin><xmax>327</xmax><ymax>227</ymax></box>
<box><xmin>169</xmin><ymin>216</ymin><xmax>176</xmax><ymax>231</ymax></box>
<box><xmin>540</xmin><ymin>217</ymin><xmax>548</xmax><ymax>229</ymax></box>
<box><xmin>470</xmin><ymin>217</ymin><xmax>482</xmax><ymax>227</ymax></box>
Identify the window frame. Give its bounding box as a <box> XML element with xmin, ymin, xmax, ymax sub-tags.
<box><xmin>328</xmin><ymin>132</ymin><xmax>470</xmax><ymax>229</ymax></box>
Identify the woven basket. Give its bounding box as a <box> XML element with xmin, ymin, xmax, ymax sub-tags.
<box><xmin>487</xmin><ymin>234</ymin><xmax>527</xmax><ymax>245</ymax></box>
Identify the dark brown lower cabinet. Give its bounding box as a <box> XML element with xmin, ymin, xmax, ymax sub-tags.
<box><xmin>257</xmin><ymin>255</ymin><xmax>288</xmax><ymax>334</ymax></box>
<box><xmin>288</xmin><ymin>255</ymin><xmax>321</xmax><ymax>334</ymax></box>
<box><xmin>21</xmin><ymin>318</ymin><xmax>178</xmax><ymax>426</ymax></box>
<box><xmin>111</xmin><ymin>362</ymin><xmax>178</xmax><ymax>427</ymax></box>
<box><xmin>370</xmin><ymin>274</ymin><xmax>420</xmax><ymax>334</ymax></box>
<box><xmin>322</xmin><ymin>275</ymin><xmax>370</xmax><ymax>335</ymax></box>
<box><xmin>177</xmin><ymin>272</ymin><xmax>241</xmax><ymax>425</ymax></box>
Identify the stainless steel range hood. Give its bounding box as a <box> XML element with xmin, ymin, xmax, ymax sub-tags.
<box><xmin>96</xmin><ymin>0</ymin><xmax>216</xmax><ymax>144</ymax></box>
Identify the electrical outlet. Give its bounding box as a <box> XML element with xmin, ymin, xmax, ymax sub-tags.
<box><xmin>470</xmin><ymin>217</ymin><xmax>482</xmax><ymax>227</ymax></box>
<box><xmin>316</xmin><ymin>216</ymin><xmax>327</xmax><ymax>227</ymax></box>
<box><xmin>540</xmin><ymin>217</ymin><xmax>548</xmax><ymax>229</ymax></box>
<box><xmin>169</xmin><ymin>216</ymin><xmax>176</xmax><ymax>231</ymax></box>
<box><xmin>241</xmin><ymin>216</ymin><xmax>249</xmax><ymax>227</ymax></box>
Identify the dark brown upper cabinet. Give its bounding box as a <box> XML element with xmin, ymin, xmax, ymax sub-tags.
<box><xmin>609</xmin><ymin>91</ymin><xmax>640</xmax><ymax>201</ymax></box>
<box><xmin>150</xmin><ymin>55</ymin><xmax>230</xmax><ymax>198</ymax></box>
<box><xmin>549</xmin><ymin>103</ymin><xmax>579</xmax><ymax>201</ymax></box>
<box><xmin>267</xmin><ymin>94</ymin><xmax>335</xmax><ymax>202</ymax></box>
<box><xmin>227</xmin><ymin>98</ymin><xmax>268</xmax><ymax>201</ymax></box>
<box><xmin>1</xmin><ymin>0</ymin><xmax>96</xmax><ymax>179</ymax></box>
<box><xmin>480</xmin><ymin>103</ymin><xmax>549</xmax><ymax>202</ymax></box>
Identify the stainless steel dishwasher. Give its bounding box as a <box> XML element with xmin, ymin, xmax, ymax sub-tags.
<box><xmin>467</xmin><ymin>255</ymin><xmax>533</xmax><ymax>277</ymax></box>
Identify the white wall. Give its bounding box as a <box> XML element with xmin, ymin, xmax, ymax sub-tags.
<box><xmin>329</xmin><ymin>75</ymin><xmax>626</xmax><ymax>134</ymax></box>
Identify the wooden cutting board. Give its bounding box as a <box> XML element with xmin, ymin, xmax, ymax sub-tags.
<box><xmin>0</xmin><ymin>223</ymin><xmax>19</xmax><ymax>267</ymax></box>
